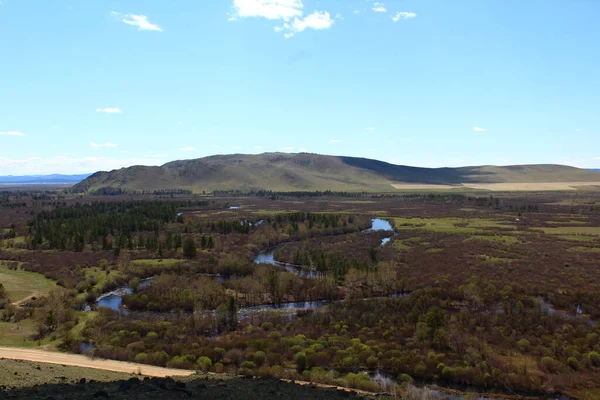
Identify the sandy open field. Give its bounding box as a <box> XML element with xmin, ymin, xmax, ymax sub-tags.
<box><xmin>0</xmin><ymin>347</ymin><xmax>195</xmax><ymax>378</ymax></box>
<box><xmin>392</xmin><ymin>182</ymin><xmax>600</xmax><ymax>191</ymax></box>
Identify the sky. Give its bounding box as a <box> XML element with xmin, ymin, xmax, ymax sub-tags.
<box><xmin>1</xmin><ymin>0</ymin><xmax>600</xmax><ymax>175</ymax></box>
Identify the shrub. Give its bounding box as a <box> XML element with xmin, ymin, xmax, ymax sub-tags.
<box><xmin>587</xmin><ymin>351</ymin><xmax>600</xmax><ymax>367</ymax></box>
<box><xmin>517</xmin><ymin>339</ymin><xmax>531</xmax><ymax>353</ymax></box>
<box><xmin>294</xmin><ymin>352</ymin><xmax>307</xmax><ymax>372</ymax></box>
<box><xmin>197</xmin><ymin>356</ymin><xmax>212</xmax><ymax>371</ymax></box>
<box><xmin>252</xmin><ymin>351</ymin><xmax>266</xmax><ymax>366</ymax></box>
<box><xmin>567</xmin><ymin>357</ymin><xmax>579</xmax><ymax>370</ymax></box>
<box><xmin>241</xmin><ymin>361</ymin><xmax>256</xmax><ymax>369</ymax></box>
<box><xmin>134</xmin><ymin>352</ymin><xmax>148</xmax><ymax>363</ymax></box>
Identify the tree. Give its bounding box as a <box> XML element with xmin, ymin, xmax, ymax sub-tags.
<box><xmin>183</xmin><ymin>237</ymin><xmax>197</xmax><ymax>259</ymax></box>
<box><xmin>424</xmin><ymin>306</ymin><xmax>445</xmax><ymax>337</ymax></box>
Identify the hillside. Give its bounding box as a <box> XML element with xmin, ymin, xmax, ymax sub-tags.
<box><xmin>73</xmin><ymin>153</ymin><xmax>600</xmax><ymax>193</ymax></box>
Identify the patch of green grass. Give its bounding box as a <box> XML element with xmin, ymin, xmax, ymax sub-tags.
<box><xmin>0</xmin><ymin>320</ymin><xmax>55</xmax><ymax>348</ymax></box>
<box><xmin>0</xmin><ymin>263</ymin><xmax>57</xmax><ymax>303</ymax></box>
<box><xmin>557</xmin><ymin>235</ymin><xmax>597</xmax><ymax>242</ymax></box>
<box><xmin>568</xmin><ymin>247</ymin><xmax>600</xmax><ymax>253</ymax></box>
<box><xmin>533</xmin><ymin>227</ymin><xmax>600</xmax><ymax>236</ymax></box>
<box><xmin>425</xmin><ymin>248</ymin><xmax>444</xmax><ymax>254</ymax></box>
<box><xmin>393</xmin><ymin>241</ymin><xmax>412</xmax><ymax>251</ymax></box>
<box><xmin>546</xmin><ymin>220</ymin><xmax>588</xmax><ymax>225</ymax></box>
<box><xmin>130</xmin><ymin>259</ymin><xmax>183</xmax><ymax>267</ymax></box>
<box><xmin>464</xmin><ymin>235</ymin><xmax>519</xmax><ymax>245</ymax></box>
<box><xmin>393</xmin><ymin>217</ymin><xmax>516</xmax><ymax>234</ymax></box>
<box><xmin>479</xmin><ymin>256</ymin><xmax>518</xmax><ymax>265</ymax></box>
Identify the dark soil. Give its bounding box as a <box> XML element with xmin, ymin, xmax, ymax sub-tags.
<box><xmin>0</xmin><ymin>376</ymin><xmax>373</xmax><ymax>400</ymax></box>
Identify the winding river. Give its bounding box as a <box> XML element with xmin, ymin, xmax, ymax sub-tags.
<box><xmin>93</xmin><ymin>218</ymin><xmax>394</xmax><ymax>313</ymax></box>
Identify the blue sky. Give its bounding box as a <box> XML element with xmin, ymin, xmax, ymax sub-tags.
<box><xmin>1</xmin><ymin>0</ymin><xmax>600</xmax><ymax>175</ymax></box>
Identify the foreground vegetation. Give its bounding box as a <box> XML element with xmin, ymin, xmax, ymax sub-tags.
<box><xmin>2</xmin><ymin>189</ymin><xmax>600</xmax><ymax>398</ymax></box>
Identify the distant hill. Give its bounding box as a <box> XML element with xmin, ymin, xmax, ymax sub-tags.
<box><xmin>73</xmin><ymin>153</ymin><xmax>600</xmax><ymax>193</ymax></box>
<box><xmin>0</xmin><ymin>174</ymin><xmax>91</xmax><ymax>185</ymax></box>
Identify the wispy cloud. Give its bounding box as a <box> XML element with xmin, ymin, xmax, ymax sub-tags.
<box><xmin>96</xmin><ymin>107</ymin><xmax>122</xmax><ymax>113</ymax></box>
<box><xmin>0</xmin><ymin>131</ymin><xmax>25</xmax><ymax>136</ymax></box>
<box><xmin>299</xmin><ymin>147</ymin><xmax>308</xmax><ymax>152</ymax></box>
<box><xmin>254</xmin><ymin>145</ymin><xmax>264</xmax><ymax>149</ymax></box>
<box><xmin>232</xmin><ymin>146</ymin><xmax>242</xmax><ymax>150</ymax></box>
<box><xmin>281</xmin><ymin>146</ymin><xmax>294</xmax><ymax>151</ymax></box>
<box><xmin>392</xmin><ymin>11</ymin><xmax>416</xmax><ymax>22</ymax></box>
<box><xmin>114</xmin><ymin>12</ymin><xmax>163</xmax><ymax>32</ymax></box>
<box><xmin>231</xmin><ymin>0</ymin><xmax>303</xmax><ymax>21</ymax></box>
<box><xmin>329</xmin><ymin>139</ymin><xmax>343</xmax><ymax>143</ymax></box>
<box><xmin>180</xmin><ymin>146</ymin><xmax>196</xmax><ymax>152</ymax></box>
<box><xmin>473</xmin><ymin>126</ymin><xmax>487</xmax><ymax>132</ymax></box>
<box><xmin>366</xmin><ymin>127</ymin><xmax>376</xmax><ymax>132</ymax></box>
<box><xmin>372</xmin><ymin>2</ymin><xmax>387</xmax><ymax>13</ymax></box>
<box><xmin>232</xmin><ymin>0</ymin><xmax>334</xmax><ymax>38</ymax></box>
<box><xmin>90</xmin><ymin>142</ymin><xmax>117</xmax><ymax>148</ymax></box>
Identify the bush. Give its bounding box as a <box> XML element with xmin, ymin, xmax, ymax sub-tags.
<box><xmin>134</xmin><ymin>352</ymin><xmax>148</xmax><ymax>363</ymax></box>
<box><xmin>366</xmin><ymin>356</ymin><xmax>379</xmax><ymax>370</ymax></box>
<box><xmin>252</xmin><ymin>351</ymin><xmax>266</xmax><ymax>366</ymax></box>
<box><xmin>517</xmin><ymin>339</ymin><xmax>531</xmax><ymax>353</ymax></box>
<box><xmin>541</xmin><ymin>357</ymin><xmax>560</xmax><ymax>373</ymax></box>
<box><xmin>587</xmin><ymin>351</ymin><xmax>600</xmax><ymax>367</ymax></box>
<box><xmin>241</xmin><ymin>361</ymin><xmax>256</xmax><ymax>369</ymax></box>
<box><xmin>294</xmin><ymin>351</ymin><xmax>307</xmax><ymax>372</ymax></box>
<box><xmin>197</xmin><ymin>356</ymin><xmax>212</xmax><ymax>371</ymax></box>
<box><xmin>567</xmin><ymin>357</ymin><xmax>579</xmax><ymax>370</ymax></box>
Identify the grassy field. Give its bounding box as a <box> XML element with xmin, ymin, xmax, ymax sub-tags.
<box><xmin>0</xmin><ymin>358</ymin><xmax>140</xmax><ymax>388</ymax></box>
<box><xmin>0</xmin><ymin>262</ymin><xmax>57</xmax><ymax>303</ymax></box>
<box><xmin>393</xmin><ymin>217</ymin><xmax>516</xmax><ymax>234</ymax></box>
<box><xmin>534</xmin><ymin>227</ymin><xmax>600</xmax><ymax>235</ymax></box>
<box><xmin>464</xmin><ymin>235</ymin><xmax>520</xmax><ymax>245</ymax></box>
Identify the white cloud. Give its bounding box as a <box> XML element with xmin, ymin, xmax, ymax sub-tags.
<box><xmin>365</xmin><ymin>127</ymin><xmax>376</xmax><ymax>131</ymax></box>
<box><xmin>90</xmin><ymin>142</ymin><xmax>117</xmax><ymax>148</ymax></box>
<box><xmin>180</xmin><ymin>146</ymin><xmax>196</xmax><ymax>152</ymax></box>
<box><xmin>392</xmin><ymin>11</ymin><xmax>416</xmax><ymax>22</ymax></box>
<box><xmin>298</xmin><ymin>147</ymin><xmax>308</xmax><ymax>152</ymax></box>
<box><xmin>329</xmin><ymin>139</ymin><xmax>343</xmax><ymax>143</ymax></box>
<box><xmin>177</xmin><ymin>121</ymin><xmax>183</xmax><ymax>125</ymax></box>
<box><xmin>334</xmin><ymin>13</ymin><xmax>343</xmax><ymax>20</ymax></box>
<box><xmin>368</xmin><ymin>149</ymin><xmax>377</xmax><ymax>152</ymax></box>
<box><xmin>0</xmin><ymin>131</ymin><xmax>25</xmax><ymax>136</ymax></box>
<box><xmin>121</xmin><ymin>14</ymin><xmax>163</xmax><ymax>32</ymax></box>
<box><xmin>231</xmin><ymin>0</ymin><xmax>303</xmax><ymax>21</ymax></box>
<box><xmin>473</xmin><ymin>126</ymin><xmax>487</xmax><ymax>132</ymax></box>
<box><xmin>353</xmin><ymin>9</ymin><xmax>360</xmax><ymax>15</ymax></box>
<box><xmin>280</xmin><ymin>146</ymin><xmax>294</xmax><ymax>151</ymax></box>
<box><xmin>232</xmin><ymin>1</ymin><xmax>333</xmax><ymax>38</ymax></box>
<box><xmin>372</xmin><ymin>2</ymin><xmax>387</xmax><ymax>13</ymax></box>
<box><xmin>277</xmin><ymin>10</ymin><xmax>334</xmax><ymax>38</ymax></box>
<box><xmin>232</xmin><ymin>146</ymin><xmax>242</xmax><ymax>150</ymax></box>
<box><xmin>291</xmin><ymin>11</ymin><xmax>334</xmax><ymax>32</ymax></box>
<box><xmin>254</xmin><ymin>145</ymin><xmax>264</xmax><ymax>149</ymax></box>
<box><xmin>0</xmin><ymin>155</ymin><xmax>167</xmax><ymax>175</ymax></box>
<box><xmin>96</xmin><ymin>107</ymin><xmax>122</xmax><ymax>113</ymax></box>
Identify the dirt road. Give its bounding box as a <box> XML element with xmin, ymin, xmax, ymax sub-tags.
<box><xmin>0</xmin><ymin>347</ymin><xmax>195</xmax><ymax>378</ymax></box>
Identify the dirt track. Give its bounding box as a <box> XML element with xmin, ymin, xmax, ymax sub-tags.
<box><xmin>0</xmin><ymin>347</ymin><xmax>195</xmax><ymax>378</ymax></box>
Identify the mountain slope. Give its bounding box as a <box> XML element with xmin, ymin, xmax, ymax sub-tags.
<box><xmin>73</xmin><ymin>153</ymin><xmax>600</xmax><ymax>193</ymax></box>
